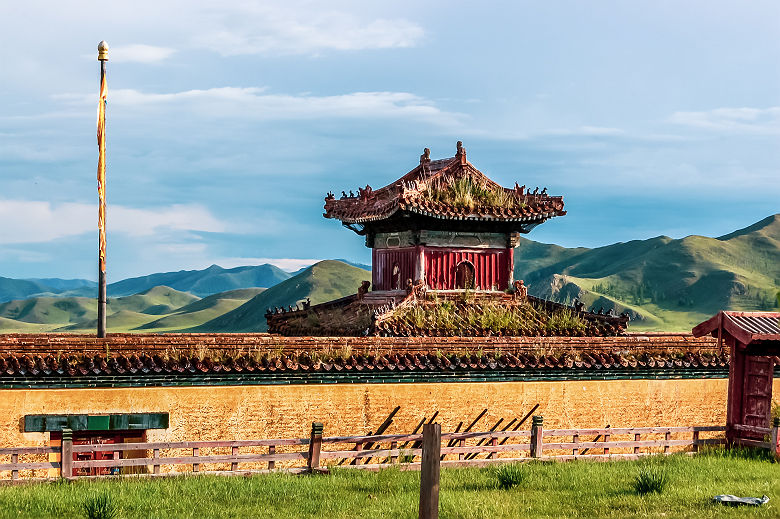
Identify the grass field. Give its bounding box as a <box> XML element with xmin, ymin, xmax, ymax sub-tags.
<box><xmin>1</xmin><ymin>450</ymin><xmax>777</xmax><ymax>518</ymax></box>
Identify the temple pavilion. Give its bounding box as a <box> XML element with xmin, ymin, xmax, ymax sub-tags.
<box><xmin>266</xmin><ymin>142</ymin><xmax>628</xmax><ymax>337</ymax></box>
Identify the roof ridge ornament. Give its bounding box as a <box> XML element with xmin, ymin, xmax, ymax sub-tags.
<box><xmin>456</xmin><ymin>141</ymin><xmax>466</xmax><ymax>164</ymax></box>
<box><xmin>420</xmin><ymin>147</ymin><xmax>431</xmax><ymax>166</ymax></box>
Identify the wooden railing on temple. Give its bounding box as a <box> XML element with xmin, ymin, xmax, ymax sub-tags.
<box><xmin>4</xmin><ymin>417</ymin><xmax>775</xmax><ymax>482</ymax></box>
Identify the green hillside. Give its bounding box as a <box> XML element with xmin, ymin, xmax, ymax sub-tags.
<box><xmin>515</xmin><ymin>214</ymin><xmax>780</xmax><ymax>331</ymax></box>
<box><xmin>108</xmin><ymin>286</ymin><xmax>199</xmax><ymax>315</ymax></box>
<box><xmin>193</xmin><ymin>260</ymin><xmax>370</xmax><ymax>332</ymax></box>
<box><xmin>135</xmin><ymin>288</ymin><xmax>265</xmax><ymax>331</ymax></box>
<box><xmin>0</xmin><ymin>296</ymin><xmax>96</xmax><ymax>325</ymax></box>
<box><xmin>108</xmin><ymin>264</ymin><xmax>292</xmax><ymax>297</ymax></box>
<box><xmin>58</xmin><ymin>310</ymin><xmax>162</xmax><ymax>332</ymax></box>
<box><xmin>0</xmin><ymin>286</ymin><xmax>266</xmax><ymax>333</ymax></box>
<box><xmin>0</xmin><ymin>286</ymin><xmax>198</xmax><ymax>325</ymax></box>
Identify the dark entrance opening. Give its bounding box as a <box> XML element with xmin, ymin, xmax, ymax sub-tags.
<box><xmin>455</xmin><ymin>261</ymin><xmax>475</xmax><ymax>290</ymax></box>
<box><xmin>391</xmin><ymin>263</ymin><xmax>401</xmax><ymax>290</ymax></box>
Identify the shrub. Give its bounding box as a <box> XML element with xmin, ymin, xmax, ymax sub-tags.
<box><xmin>493</xmin><ymin>463</ymin><xmax>527</xmax><ymax>490</ymax></box>
<box><xmin>633</xmin><ymin>465</ymin><xmax>668</xmax><ymax>495</ymax></box>
<box><xmin>398</xmin><ymin>449</ymin><xmax>416</xmax><ymax>464</ymax></box>
<box><xmin>83</xmin><ymin>493</ymin><xmax>118</xmax><ymax>519</ymax></box>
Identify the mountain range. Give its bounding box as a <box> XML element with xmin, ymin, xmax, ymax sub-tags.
<box><xmin>514</xmin><ymin>214</ymin><xmax>780</xmax><ymax>329</ymax></box>
<box><xmin>0</xmin><ymin>215</ymin><xmax>777</xmax><ymax>333</ymax></box>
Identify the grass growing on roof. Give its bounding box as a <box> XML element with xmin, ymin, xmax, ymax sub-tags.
<box><xmin>391</xmin><ymin>296</ymin><xmax>587</xmax><ymax>335</ymax></box>
<box><xmin>421</xmin><ymin>175</ymin><xmax>524</xmax><ymax>210</ymax></box>
<box><xmin>0</xmin><ymin>450</ymin><xmax>777</xmax><ymax>518</ymax></box>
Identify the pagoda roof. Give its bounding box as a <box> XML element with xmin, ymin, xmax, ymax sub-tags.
<box><xmin>324</xmin><ymin>143</ymin><xmax>566</xmax><ymax>227</ymax></box>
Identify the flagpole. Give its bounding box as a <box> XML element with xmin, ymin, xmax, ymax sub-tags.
<box><xmin>97</xmin><ymin>41</ymin><xmax>108</xmax><ymax>338</ymax></box>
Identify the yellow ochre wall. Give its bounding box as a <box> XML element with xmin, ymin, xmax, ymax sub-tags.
<box><xmin>5</xmin><ymin>377</ymin><xmax>775</xmax><ymax>448</ymax></box>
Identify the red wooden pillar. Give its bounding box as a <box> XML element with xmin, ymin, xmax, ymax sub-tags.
<box><xmin>415</xmin><ymin>246</ymin><xmax>426</xmax><ymax>284</ymax></box>
<box><xmin>725</xmin><ymin>336</ymin><xmax>740</xmax><ymax>446</ymax></box>
<box><xmin>507</xmin><ymin>247</ymin><xmax>514</xmax><ymax>289</ymax></box>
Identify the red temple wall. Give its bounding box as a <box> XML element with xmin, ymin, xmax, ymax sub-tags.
<box><xmin>374</xmin><ymin>246</ymin><xmax>511</xmax><ymax>290</ymax></box>
<box><xmin>425</xmin><ymin>247</ymin><xmax>510</xmax><ymax>290</ymax></box>
<box><xmin>373</xmin><ymin>247</ymin><xmax>417</xmax><ymax>290</ymax></box>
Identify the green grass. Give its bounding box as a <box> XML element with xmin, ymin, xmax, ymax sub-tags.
<box><xmin>393</xmin><ymin>296</ymin><xmax>587</xmax><ymax>335</ymax></box>
<box><xmin>1</xmin><ymin>452</ymin><xmax>777</xmax><ymax>518</ymax></box>
<box><xmin>421</xmin><ymin>175</ymin><xmax>523</xmax><ymax>210</ymax></box>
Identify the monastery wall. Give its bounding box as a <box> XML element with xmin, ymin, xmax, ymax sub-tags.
<box><xmin>5</xmin><ymin>377</ymin><xmax>778</xmax><ymax>450</ymax></box>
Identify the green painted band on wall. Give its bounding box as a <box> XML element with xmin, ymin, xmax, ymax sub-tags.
<box><xmin>0</xmin><ymin>367</ymin><xmax>749</xmax><ymax>390</ymax></box>
<box><xmin>23</xmin><ymin>413</ymin><xmax>169</xmax><ymax>432</ymax></box>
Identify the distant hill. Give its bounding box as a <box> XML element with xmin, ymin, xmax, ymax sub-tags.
<box><xmin>0</xmin><ymin>277</ymin><xmax>95</xmax><ymax>303</ymax></box>
<box><xmin>135</xmin><ymin>288</ymin><xmax>265</xmax><ymax>331</ymax></box>
<box><xmin>107</xmin><ymin>264</ymin><xmax>292</xmax><ymax>297</ymax></box>
<box><xmin>0</xmin><ymin>286</ymin><xmax>198</xmax><ymax>328</ymax></box>
<box><xmin>108</xmin><ymin>286</ymin><xmax>199</xmax><ymax>315</ymax></box>
<box><xmin>0</xmin><ymin>296</ymin><xmax>96</xmax><ymax>325</ymax></box>
<box><xmin>193</xmin><ymin>260</ymin><xmax>370</xmax><ymax>332</ymax></box>
<box><xmin>515</xmin><ymin>214</ymin><xmax>780</xmax><ymax>331</ymax></box>
<box><xmin>0</xmin><ymin>286</ymin><xmax>265</xmax><ymax>333</ymax></box>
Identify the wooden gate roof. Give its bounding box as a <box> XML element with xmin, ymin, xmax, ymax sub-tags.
<box><xmin>692</xmin><ymin>311</ymin><xmax>780</xmax><ymax>344</ymax></box>
<box><xmin>323</xmin><ymin>142</ymin><xmax>565</xmax><ymax>227</ymax></box>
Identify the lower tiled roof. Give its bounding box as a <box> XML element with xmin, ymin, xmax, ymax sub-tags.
<box><xmin>2</xmin><ymin>334</ymin><xmax>770</xmax><ymax>387</ymax></box>
<box><xmin>1</xmin><ymin>350</ymin><xmax>772</xmax><ymax>379</ymax></box>
<box><xmin>267</xmin><ymin>290</ymin><xmax>629</xmax><ymax>337</ymax></box>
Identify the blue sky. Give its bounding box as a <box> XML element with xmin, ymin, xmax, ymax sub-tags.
<box><xmin>1</xmin><ymin>1</ymin><xmax>778</xmax><ymax>280</ymax></box>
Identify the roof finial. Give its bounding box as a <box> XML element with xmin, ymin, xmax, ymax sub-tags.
<box><xmin>456</xmin><ymin>141</ymin><xmax>466</xmax><ymax>164</ymax></box>
<box><xmin>420</xmin><ymin>147</ymin><xmax>431</xmax><ymax>165</ymax></box>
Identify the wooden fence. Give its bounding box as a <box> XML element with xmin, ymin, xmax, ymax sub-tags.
<box><xmin>2</xmin><ymin>417</ymin><xmax>777</xmax><ymax>482</ymax></box>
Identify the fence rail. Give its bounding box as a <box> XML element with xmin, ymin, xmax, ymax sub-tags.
<box><xmin>2</xmin><ymin>417</ymin><xmax>777</xmax><ymax>482</ymax></box>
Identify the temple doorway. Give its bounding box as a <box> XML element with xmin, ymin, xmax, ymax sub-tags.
<box><xmin>455</xmin><ymin>261</ymin><xmax>475</xmax><ymax>289</ymax></box>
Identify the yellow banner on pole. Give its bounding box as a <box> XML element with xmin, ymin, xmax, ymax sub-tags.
<box><xmin>97</xmin><ymin>71</ymin><xmax>107</xmax><ymax>272</ymax></box>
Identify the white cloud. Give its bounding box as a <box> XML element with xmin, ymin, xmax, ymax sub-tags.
<box><xmin>0</xmin><ymin>200</ymin><xmax>226</xmax><ymax>244</ymax></box>
<box><xmin>193</xmin><ymin>3</ymin><xmax>423</xmax><ymax>55</ymax></box>
<box><xmin>58</xmin><ymin>87</ymin><xmax>464</xmax><ymax>126</ymax></box>
<box><xmin>669</xmin><ymin>107</ymin><xmax>780</xmax><ymax>135</ymax></box>
<box><xmin>109</xmin><ymin>44</ymin><xmax>177</xmax><ymax>63</ymax></box>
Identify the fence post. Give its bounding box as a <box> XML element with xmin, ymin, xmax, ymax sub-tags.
<box><xmin>153</xmin><ymin>448</ymin><xmax>160</xmax><ymax>474</ymax></box>
<box><xmin>572</xmin><ymin>433</ymin><xmax>579</xmax><ymax>456</ymax></box>
<box><xmin>192</xmin><ymin>447</ymin><xmax>199</xmax><ymax>472</ymax></box>
<box><xmin>390</xmin><ymin>441</ymin><xmax>398</xmax><ymax>464</ymax></box>
<box><xmin>664</xmin><ymin>430</ymin><xmax>671</xmax><ymax>454</ymax></box>
<box><xmin>60</xmin><ymin>428</ymin><xmax>73</xmax><ymax>480</ymax></box>
<box><xmin>11</xmin><ymin>453</ymin><xmax>18</xmax><ymax>481</ymax></box>
<box><xmin>231</xmin><ymin>446</ymin><xmax>239</xmax><ymax>471</ymax></box>
<box><xmin>530</xmin><ymin>416</ymin><xmax>543</xmax><ymax>458</ymax></box>
<box><xmin>268</xmin><ymin>444</ymin><xmax>276</xmax><ymax>470</ymax></box>
<box><xmin>419</xmin><ymin>423</ymin><xmax>441</xmax><ymax>519</ymax></box>
<box><xmin>771</xmin><ymin>418</ymin><xmax>779</xmax><ymax>457</ymax></box>
<box><xmin>692</xmin><ymin>430</ymin><xmax>700</xmax><ymax>454</ymax></box>
<box><xmin>308</xmin><ymin>422</ymin><xmax>323</xmax><ymax>471</ymax></box>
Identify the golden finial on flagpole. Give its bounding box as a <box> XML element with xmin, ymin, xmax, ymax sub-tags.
<box><xmin>98</xmin><ymin>40</ymin><xmax>109</xmax><ymax>61</ymax></box>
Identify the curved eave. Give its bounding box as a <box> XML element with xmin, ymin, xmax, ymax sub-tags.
<box><xmin>325</xmin><ymin>206</ymin><xmax>566</xmax><ymax>226</ymax></box>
